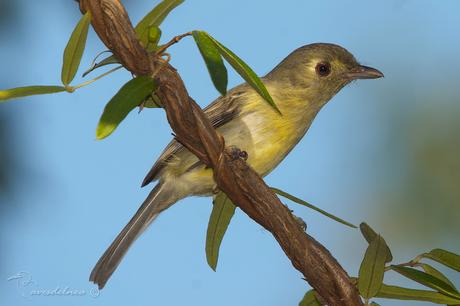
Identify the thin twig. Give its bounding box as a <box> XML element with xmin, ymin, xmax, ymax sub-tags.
<box><xmin>71</xmin><ymin>65</ymin><xmax>123</xmax><ymax>90</ymax></box>
<box><xmin>385</xmin><ymin>256</ymin><xmax>423</xmax><ymax>272</ymax></box>
<box><xmin>156</xmin><ymin>31</ymin><xmax>193</xmax><ymax>55</ymax></box>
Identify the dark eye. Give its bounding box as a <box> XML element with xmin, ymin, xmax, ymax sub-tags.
<box><xmin>315</xmin><ymin>62</ymin><xmax>331</xmax><ymax>77</ymax></box>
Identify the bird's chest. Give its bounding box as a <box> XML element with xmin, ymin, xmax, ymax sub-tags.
<box><xmin>221</xmin><ymin>106</ymin><xmax>314</xmax><ymax>176</ymax></box>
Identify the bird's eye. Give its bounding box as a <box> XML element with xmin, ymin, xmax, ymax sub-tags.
<box><xmin>315</xmin><ymin>62</ymin><xmax>331</xmax><ymax>77</ymax></box>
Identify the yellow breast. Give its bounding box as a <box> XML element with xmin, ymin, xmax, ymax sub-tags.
<box><xmin>164</xmin><ymin>85</ymin><xmax>318</xmax><ymax>195</ymax></box>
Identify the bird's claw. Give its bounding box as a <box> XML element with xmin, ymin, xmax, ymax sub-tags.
<box><xmin>227</xmin><ymin>146</ymin><xmax>248</xmax><ymax>161</ymax></box>
<box><xmin>294</xmin><ymin>215</ymin><xmax>307</xmax><ymax>231</ymax></box>
<box><xmin>285</xmin><ymin>205</ymin><xmax>307</xmax><ymax>231</ymax></box>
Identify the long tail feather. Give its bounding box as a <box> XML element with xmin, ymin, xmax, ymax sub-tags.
<box><xmin>90</xmin><ymin>183</ymin><xmax>174</xmax><ymax>289</ymax></box>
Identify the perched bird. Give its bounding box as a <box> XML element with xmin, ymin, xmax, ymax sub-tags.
<box><xmin>90</xmin><ymin>43</ymin><xmax>383</xmax><ymax>288</ymax></box>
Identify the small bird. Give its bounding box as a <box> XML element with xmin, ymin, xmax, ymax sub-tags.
<box><xmin>90</xmin><ymin>43</ymin><xmax>383</xmax><ymax>288</ymax></box>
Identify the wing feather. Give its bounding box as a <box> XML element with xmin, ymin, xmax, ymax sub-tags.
<box><xmin>141</xmin><ymin>88</ymin><xmax>245</xmax><ymax>187</ymax></box>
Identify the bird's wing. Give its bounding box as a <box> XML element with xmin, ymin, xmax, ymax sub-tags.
<box><xmin>141</xmin><ymin>87</ymin><xmax>245</xmax><ymax>187</ymax></box>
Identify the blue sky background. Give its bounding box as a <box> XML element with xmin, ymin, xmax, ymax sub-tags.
<box><xmin>1</xmin><ymin>1</ymin><xmax>459</xmax><ymax>305</ymax></box>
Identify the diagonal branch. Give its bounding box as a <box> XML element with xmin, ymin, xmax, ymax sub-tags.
<box><xmin>77</xmin><ymin>1</ymin><xmax>363</xmax><ymax>305</ymax></box>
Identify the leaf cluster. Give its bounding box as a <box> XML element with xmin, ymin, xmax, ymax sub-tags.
<box><xmin>0</xmin><ymin>0</ymin><xmax>278</xmax><ymax>140</ymax></box>
<box><xmin>300</xmin><ymin>223</ymin><xmax>460</xmax><ymax>305</ymax></box>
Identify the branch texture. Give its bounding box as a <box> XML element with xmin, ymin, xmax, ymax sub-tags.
<box><xmin>78</xmin><ymin>1</ymin><xmax>363</xmax><ymax>305</ymax></box>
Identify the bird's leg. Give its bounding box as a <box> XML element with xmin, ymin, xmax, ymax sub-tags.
<box><xmin>226</xmin><ymin>146</ymin><xmax>307</xmax><ymax>229</ymax></box>
<box><xmin>227</xmin><ymin>146</ymin><xmax>248</xmax><ymax>161</ymax></box>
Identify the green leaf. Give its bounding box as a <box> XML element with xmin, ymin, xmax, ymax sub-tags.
<box><xmin>422</xmin><ymin>249</ymin><xmax>460</xmax><ymax>272</ymax></box>
<box><xmin>272</xmin><ymin>187</ymin><xmax>356</xmax><ymax>228</ymax></box>
<box><xmin>360</xmin><ymin>222</ymin><xmax>378</xmax><ymax>243</ymax></box>
<box><xmin>192</xmin><ymin>31</ymin><xmax>228</xmax><ymax>96</ymax></box>
<box><xmin>203</xmin><ymin>32</ymin><xmax>280</xmax><ymax>113</ymax></box>
<box><xmin>205</xmin><ymin>192</ymin><xmax>236</xmax><ymax>271</ymax></box>
<box><xmin>82</xmin><ymin>54</ymin><xmax>120</xmax><ymax>77</ymax></box>
<box><xmin>299</xmin><ymin>290</ymin><xmax>322</xmax><ymax>306</ymax></box>
<box><xmin>147</xmin><ymin>26</ymin><xmax>162</xmax><ymax>51</ymax></box>
<box><xmin>390</xmin><ymin>265</ymin><xmax>460</xmax><ymax>299</ymax></box>
<box><xmin>359</xmin><ymin>223</ymin><xmax>393</xmax><ymax>263</ymax></box>
<box><xmin>142</xmin><ymin>94</ymin><xmax>162</xmax><ymax>108</ymax></box>
<box><xmin>134</xmin><ymin>0</ymin><xmax>184</xmax><ymax>46</ymax></box>
<box><xmin>376</xmin><ymin>284</ymin><xmax>460</xmax><ymax>304</ymax></box>
<box><xmin>0</xmin><ymin>86</ymin><xmax>66</xmax><ymax>102</ymax></box>
<box><xmin>96</xmin><ymin>76</ymin><xmax>156</xmax><ymax>139</ymax></box>
<box><xmin>369</xmin><ymin>303</ymin><xmax>380</xmax><ymax>306</ymax></box>
<box><xmin>61</xmin><ymin>11</ymin><xmax>92</xmax><ymax>85</ymax></box>
<box><xmin>358</xmin><ymin>235</ymin><xmax>387</xmax><ymax>299</ymax></box>
<box><xmin>420</xmin><ymin>263</ymin><xmax>458</xmax><ymax>291</ymax></box>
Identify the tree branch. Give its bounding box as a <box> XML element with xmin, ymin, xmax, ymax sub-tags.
<box><xmin>77</xmin><ymin>1</ymin><xmax>363</xmax><ymax>305</ymax></box>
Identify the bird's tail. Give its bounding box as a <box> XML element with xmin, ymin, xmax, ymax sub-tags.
<box><xmin>89</xmin><ymin>182</ymin><xmax>176</xmax><ymax>289</ymax></box>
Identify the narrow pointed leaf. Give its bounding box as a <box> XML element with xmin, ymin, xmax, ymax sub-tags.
<box><xmin>420</xmin><ymin>263</ymin><xmax>457</xmax><ymax>291</ymax></box>
<box><xmin>204</xmin><ymin>32</ymin><xmax>280</xmax><ymax>113</ymax></box>
<box><xmin>0</xmin><ymin>86</ymin><xmax>66</xmax><ymax>102</ymax></box>
<box><xmin>360</xmin><ymin>223</ymin><xmax>393</xmax><ymax>262</ymax></box>
<box><xmin>360</xmin><ymin>222</ymin><xmax>378</xmax><ymax>243</ymax></box>
<box><xmin>358</xmin><ymin>235</ymin><xmax>387</xmax><ymax>298</ymax></box>
<box><xmin>299</xmin><ymin>290</ymin><xmax>322</xmax><ymax>306</ymax></box>
<box><xmin>192</xmin><ymin>31</ymin><xmax>228</xmax><ymax>96</ymax></box>
<box><xmin>422</xmin><ymin>249</ymin><xmax>460</xmax><ymax>272</ymax></box>
<box><xmin>369</xmin><ymin>303</ymin><xmax>380</xmax><ymax>306</ymax></box>
<box><xmin>82</xmin><ymin>54</ymin><xmax>120</xmax><ymax>77</ymax></box>
<box><xmin>135</xmin><ymin>0</ymin><xmax>184</xmax><ymax>46</ymax></box>
<box><xmin>61</xmin><ymin>11</ymin><xmax>91</xmax><ymax>85</ymax></box>
<box><xmin>272</xmin><ymin>187</ymin><xmax>356</xmax><ymax>228</ymax></box>
<box><xmin>390</xmin><ymin>265</ymin><xmax>460</xmax><ymax>299</ymax></box>
<box><xmin>96</xmin><ymin>76</ymin><xmax>156</xmax><ymax>140</ymax></box>
<box><xmin>376</xmin><ymin>284</ymin><xmax>460</xmax><ymax>304</ymax></box>
<box><xmin>206</xmin><ymin>192</ymin><xmax>236</xmax><ymax>271</ymax></box>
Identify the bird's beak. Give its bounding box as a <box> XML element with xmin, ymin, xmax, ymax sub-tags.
<box><xmin>346</xmin><ymin>65</ymin><xmax>384</xmax><ymax>80</ymax></box>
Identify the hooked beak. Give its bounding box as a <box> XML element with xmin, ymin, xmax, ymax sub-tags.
<box><xmin>346</xmin><ymin>65</ymin><xmax>384</xmax><ymax>80</ymax></box>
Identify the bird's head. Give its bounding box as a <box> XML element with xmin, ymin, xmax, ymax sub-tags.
<box><xmin>266</xmin><ymin>43</ymin><xmax>383</xmax><ymax>107</ymax></box>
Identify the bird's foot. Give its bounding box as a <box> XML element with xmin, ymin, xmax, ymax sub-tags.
<box><xmin>285</xmin><ymin>205</ymin><xmax>307</xmax><ymax>231</ymax></box>
<box><xmin>227</xmin><ymin>146</ymin><xmax>248</xmax><ymax>161</ymax></box>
